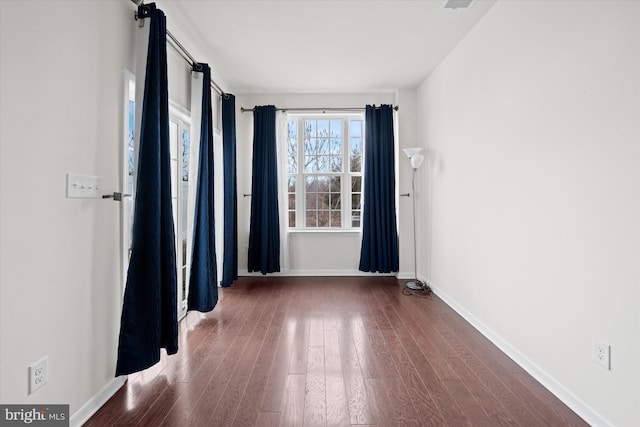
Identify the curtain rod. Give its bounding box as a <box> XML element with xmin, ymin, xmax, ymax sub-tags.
<box><xmin>240</xmin><ymin>106</ymin><xmax>399</xmax><ymax>113</ymax></box>
<box><xmin>132</xmin><ymin>0</ymin><xmax>226</xmax><ymax>97</ymax></box>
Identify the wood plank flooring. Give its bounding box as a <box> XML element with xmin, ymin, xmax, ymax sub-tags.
<box><xmin>85</xmin><ymin>277</ymin><xmax>588</xmax><ymax>426</ymax></box>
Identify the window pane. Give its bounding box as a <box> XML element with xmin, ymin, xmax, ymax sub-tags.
<box><xmin>330</xmin><ymin>176</ymin><xmax>341</xmax><ymax>192</ymax></box>
<box><xmin>351</xmin><ymin>211</ymin><xmax>361</xmax><ymax>228</ymax></box>
<box><xmin>317</xmin><ymin>137</ymin><xmax>329</xmax><ymax>154</ymax></box>
<box><xmin>318</xmin><ymin>210</ymin><xmax>330</xmax><ymax>227</ymax></box>
<box><xmin>330</xmin><ymin>211</ymin><xmax>341</xmax><ymax>228</ymax></box>
<box><xmin>287</xmin><ymin>120</ymin><xmax>297</xmax><ymax>173</ymax></box>
<box><xmin>350</xmin><ymin>138</ymin><xmax>362</xmax><ymax>172</ymax></box>
<box><xmin>317</xmin><ymin>155</ymin><xmax>329</xmax><ymax>172</ymax></box>
<box><xmin>181</xmin><ymin>239</ymin><xmax>187</xmax><ymax>266</ymax></box>
<box><xmin>288</xmin><ymin>120</ymin><xmax>298</xmax><ymax>139</ymax></box>
<box><xmin>306</xmin><ymin>192</ymin><xmax>317</xmax><ymax>209</ymax></box>
<box><xmin>350</xmin><ymin>155</ymin><xmax>361</xmax><ymax>173</ymax></box>
<box><xmin>305</xmin><ymin>120</ymin><xmax>316</xmax><ymax>137</ymax></box>
<box><xmin>128</xmin><ymin>99</ymin><xmax>135</xmax><ymax>178</ymax></box>
<box><xmin>330</xmin><ymin>194</ymin><xmax>341</xmax><ymax>209</ymax></box>
<box><xmin>288</xmin><ymin>176</ymin><xmax>296</xmax><ymax>192</ymax></box>
<box><xmin>289</xmin><ymin>211</ymin><xmax>296</xmax><ymax>228</ymax></box>
<box><xmin>288</xmin><ymin>155</ymin><xmax>297</xmax><ymax>174</ymax></box>
<box><xmin>351</xmin><ymin>176</ymin><xmax>362</xmax><ymax>192</ymax></box>
<box><xmin>182</xmin><ymin>265</ymin><xmax>187</xmax><ymax>296</ymax></box>
<box><xmin>306</xmin><ymin>211</ymin><xmax>317</xmax><ymax>227</ymax></box>
<box><xmin>317</xmin><ymin>120</ymin><xmax>329</xmax><ymax>137</ymax></box>
<box><xmin>306</xmin><ymin>176</ymin><xmax>317</xmax><ymax>192</ymax></box>
<box><xmin>352</xmin><ymin>194</ymin><xmax>361</xmax><ymax>210</ymax></box>
<box><xmin>127</xmin><ymin>175</ymin><xmax>134</xmax><ymax>196</ymax></box>
<box><xmin>318</xmin><ymin>192</ymin><xmax>330</xmax><ymax>209</ymax></box>
<box><xmin>317</xmin><ymin>176</ymin><xmax>330</xmax><ymax>191</ymax></box>
<box><xmin>331</xmin><ymin>155</ymin><xmax>342</xmax><ymax>172</ymax></box>
<box><xmin>349</xmin><ymin>119</ymin><xmax>363</xmax><ymax>137</ymax></box>
<box><xmin>304</xmin><ymin>155</ymin><xmax>317</xmax><ymax>173</ymax></box>
<box><xmin>349</xmin><ymin>120</ymin><xmax>363</xmax><ymax>174</ymax></box>
<box><xmin>305</xmin><ymin>136</ymin><xmax>317</xmax><ymax>154</ymax></box>
<box><xmin>330</xmin><ymin>120</ymin><xmax>342</xmax><ymax>137</ymax></box>
<box><xmin>330</xmin><ymin>138</ymin><xmax>341</xmax><ymax>155</ymax></box>
<box><xmin>288</xmin><ymin>194</ymin><xmax>295</xmax><ymax>210</ymax></box>
<box><xmin>182</xmin><ymin>130</ymin><xmax>190</xmax><ymax>182</ymax></box>
<box><xmin>349</xmin><ymin>137</ymin><xmax>362</xmax><ymax>150</ymax></box>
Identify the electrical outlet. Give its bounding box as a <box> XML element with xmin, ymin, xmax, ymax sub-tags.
<box><xmin>593</xmin><ymin>340</ymin><xmax>611</xmax><ymax>370</ymax></box>
<box><xmin>28</xmin><ymin>356</ymin><xmax>48</xmax><ymax>394</ymax></box>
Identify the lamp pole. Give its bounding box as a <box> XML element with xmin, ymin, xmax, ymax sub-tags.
<box><xmin>401</xmin><ymin>148</ymin><xmax>431</xmax><ymax>293</ymax></box>
<box><xmin>406</xmin><ymin>165</ymin><xmax>422</xmax><ymax>290</ymax></box>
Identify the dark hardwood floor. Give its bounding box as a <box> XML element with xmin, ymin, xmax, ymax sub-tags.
<box><xmin>85</xmin><ymin>277</ymin><xmax>588</xmax><ymax>426</ymax></box>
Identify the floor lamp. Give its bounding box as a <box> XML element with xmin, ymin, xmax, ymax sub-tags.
<box><xmin>402</xmin><ymin>147</ymin><xmax>431</xmax><ymax>293</ymax></box>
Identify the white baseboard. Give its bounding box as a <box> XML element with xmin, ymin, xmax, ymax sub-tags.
<box><xmin>395</xmin><ymin>271</ymin><xmax>415</xmax><ymax>280</ymax></box>
<box><xmin>238</xmin><ymin>269</ymin><xmax>397</xmax><ymax>277</ymax></box>
<box><xmin>425</xmin><ymin>277</ymin><xmax>611</xmax><ymax>427</ymax></box>
<box><xmin>70</xmin><ymin>376</ymin><xmax>126</xmax><ymax>427</ymax></box>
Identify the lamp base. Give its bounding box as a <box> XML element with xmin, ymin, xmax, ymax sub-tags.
<box><xmin>405</xmin><ymin>280</ymin><xmax>424</xmax><ymax>291</ymax></box>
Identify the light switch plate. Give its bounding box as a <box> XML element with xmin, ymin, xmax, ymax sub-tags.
<box><xmin>66</xmin><ymin>174</ymin><xmax>103</xmax><ymax>198</ymax></box>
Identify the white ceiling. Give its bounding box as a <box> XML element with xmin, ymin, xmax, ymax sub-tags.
<box><xmin>159</xmin><ymin>0</ymin><xmax>497</xmax><ymax>94</ymax></box>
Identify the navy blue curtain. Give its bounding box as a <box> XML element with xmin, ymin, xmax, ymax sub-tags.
<box><xmin>188</xmin><ymin>63</ymin><xmax>218</xmax><ymax>312</ymax></box>
<box><xmin>116</xmin><ymin>3</ymin><xmax>178</xmax><ymax>376</ymax></box>
<box><xmin>359</xmin><ymin>105</ymin><xmax>399</xmax><ymax>273</ymax></box>
<box><xmin>248</xmin><ymin>106</ymin><xmax>280</xmax><ymax>274</ymax></box>
<box><xmin>221</xmin><ymin>94</ymin><xmax>238</xmax><ymax>287</ymax></box>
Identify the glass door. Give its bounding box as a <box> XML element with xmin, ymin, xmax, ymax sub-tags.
<box><xmin>169</xmin><ymin>106</ymin><xmax>191</xmax><ymax>320</ymax></box>
<box><xmin>122</xmin><ymin>71</ymin><xmax>136</xmax><ymax>298</ymax></box>
<box><xmin>121</xmin><ymin>70</ymin><xmax>191</xmax><ymax>319</ymax></box>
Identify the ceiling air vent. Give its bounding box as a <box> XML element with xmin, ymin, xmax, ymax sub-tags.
<box><xmin>443</xmin><ymin>0</ymin><xmax>475</xmax><ymax>10</ymax></box>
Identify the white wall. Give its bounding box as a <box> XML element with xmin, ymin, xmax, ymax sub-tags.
<box><xmin>235</xmin><ymin>93</ymin><xmax>404</xmax><ymax>274</ymax></box>
<box><xmin>0</xmin><ymin>0</ymin><xmax>196</xmax><ymax>422</ymax></box>
<box><xmin>416</xmin><ymin>1</ymin><xmax>640</xmax><ymax>425</ymax></box>
<box><xmin>395</xmin><ymin>88</ymin><xmax>421</xmax><ymax>279</ymax></box>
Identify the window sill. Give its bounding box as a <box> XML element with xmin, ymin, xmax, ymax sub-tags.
<box><xmin>287</xmin><ymin>229</ymin><xmax>362</xmax><ymax>235</ymax></box>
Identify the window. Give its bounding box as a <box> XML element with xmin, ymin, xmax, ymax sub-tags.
<box><xmin>169</xmin><ymin>105</ymin><xmax>191</xmax><ymax>319</ymax></box>
<box><xmin>286</xmin><ymin>115</ymin><xmax>364</xmax><ymax>230</ymax></box>
<box><xmin>121</xmin><ymin>71</ymin><xmax>136</xmax><ymax>298</ymax></box>
<box><xmin>121</xmin><ymin>72</ymin><xmax>192</xmax><ymax>319</ymax></box>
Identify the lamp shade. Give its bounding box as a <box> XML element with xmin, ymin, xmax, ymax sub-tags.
<box><xmin>402</xmin><ymin>147</ymin><xmax>423</xmax><ymax>158</ymax></box>
<box><xmin>411</xmin><ymin>154</ymin><xmax>424</xmax><ymax>169</ymax></box>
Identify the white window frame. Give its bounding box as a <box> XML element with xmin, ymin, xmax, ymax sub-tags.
<box><xmin>285</xmin><ymin>113</ymin><xmax>364</xmax><ymax>232</ymax></box>
<box><xmin>169</xmin><ymin>102</ymin><xmax>191</xmax><ymax>320</ymax></box>
<box><xmin>121</xmin><ymin>69</ymin><xmax>136</xmax><ymax>299</ymax></box>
